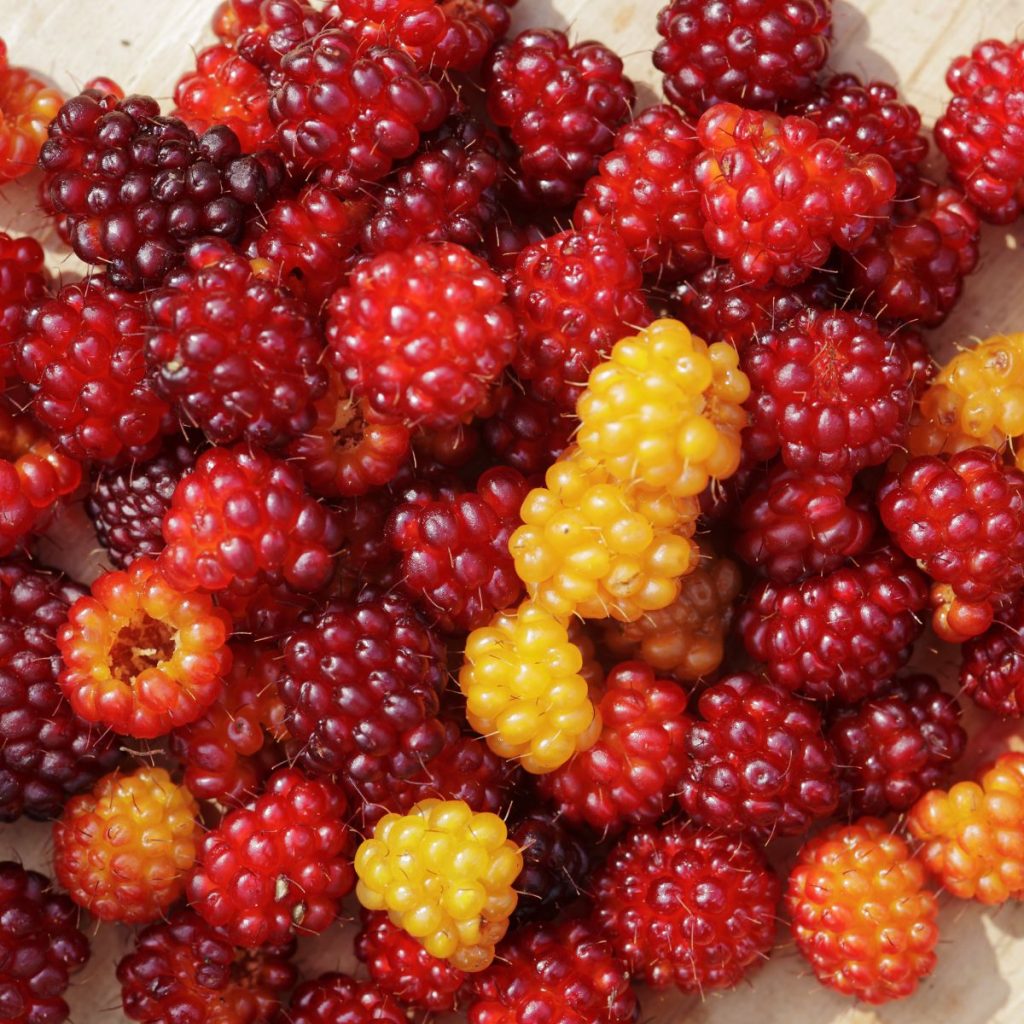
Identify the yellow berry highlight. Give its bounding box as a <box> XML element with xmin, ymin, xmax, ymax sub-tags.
<box><xmin>576</xmin><ymin>318</ymin><xmax>750</xmax><ymax>497</ymax></box>
<box><xmin>354</xmin><ymin>799</ymin><xmax>523</xmax><ymax>972</ymax></box>
<box><xmin>459</xmin><ymin>601</ymin><xmax>602</xmax><ymax>774</ymax></box>
<box><xmin>510</xmin><ymin>446</ymin><xmax>700</xmax><ymax>622</ymax></box>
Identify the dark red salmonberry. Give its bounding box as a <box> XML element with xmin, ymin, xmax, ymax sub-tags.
<box><xmin>961</xmin><ymin>597</ymin><xmax>1024</xmax><ymax>717</ymax></box>
<box><xmin>236</xmin><ymin>0</ymin><xmax>327</xmax><ymax>70</ymax></box>
<box><xmin>480</xmin><ymin>380</ymin><xmax>575</xmax><ymax>476</ymax></box>
<box><xmin>0</xmin><ymin>231</ymin><xmax>48</xmax><ymax>380</ymax></box>
<box><xmin>285</xmin><ymin>973</ymin><xmax>405</xmax><ymax>1024</ymax></box>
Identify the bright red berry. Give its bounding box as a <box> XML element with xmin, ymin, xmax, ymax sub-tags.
<box><xmin>961</xmin><ymin>597</ymin><xmax>1024</xmax><ymax>717</ymax></box>
<box><xmin>739</xmin><ymin>547</ymin><xmax>929</xmax><ymax>703</ymax></box>
<box><xmin>285</xmin><ymin>973</ymin><xmax>405</xmax><ymax>1024</ymax></box>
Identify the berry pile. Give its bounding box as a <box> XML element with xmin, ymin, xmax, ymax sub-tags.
<box><xmin>0</xmin><ymin>1</ymin><xmax>1023</xmax><ymax>1020</ymax></box>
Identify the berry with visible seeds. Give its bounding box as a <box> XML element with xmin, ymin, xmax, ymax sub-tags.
<box><xmin>961</xmin><ymin>597</ymin><xmax>1024</xmax><ymax>717</ymax></box>
<box><xmin>654</xmin><ymin>0</ymin><xmax>831</xmax><ymax>118</ymax></box>
<box><xmin>486</xmin><ymin>28</ymin><xmax>635</xmax><ymax>207</ymax></box>
<box><xmin>54</xmin><ymin>766</ymin><xmax>200</xmax><ymax>924</ymax></box>
<box><xmin>159</xmin><ymin>445</ymin><xmax>342</xmax><ymax>594</ymax></box>
<box><xmin>470</xmin><ymin>919</ymin><xmax>637</xmax><ymax>1024</ymax></box>
<box><xmin>0</xmin><ymin>231</ymin><xmax>48</xmax><ymax>378</ymax></box>
<box><xmin>787</xmin><ymin>818</ymin><xmax>938</xmax><ymax>1003</ymax></box>
<box><xmin>510</xmin><ymin>229</ymin><xmax>652</xmax><ymax>413</ymax></box>
<box><xmin>286</xmin><ymin>973</ymin><xmax>405</xmax><ymax>1024</ymax></box>
<box><xmin>480</xmin><ymin>381</ymin><xmax>575</xmax><ymax>476</ymax></box>
<box><xmin>0</xmin><ymin>39</ymin><xmax>63</xmax><ymax>182</ymax></box>
<box><xmin>693</xmin><ymin>102</ymin><xmax>897</xmax><ymax>286</ymax></box>
<box><xmin>268</xmin><ymin>29</ymin><xmax>447</xmax><ymax>195</ymax></box>
<box><xmin>146</xmin><ymin>238</ymin><xmax>326</xmax><ymax>447</ymax></box>
<box><xmin>0</xmin><ymin>862</ymin><xmax>89</xmax><ymax>1024</ymax></box>
<box><xmin>39</xmin><ymin>89</ymin><xmax>283</xmax><ymax>289</ymax></box>
<box><xmin>594</xmin><ymin>822</ymin><xmax>780</xmax><ymax>992</ymax></box>
<box><xmin>18</xmin><ymin>276</ymin><xmax>172</xmax><ymax>463</ymax></box>
<box><xmin>739</xmin><ymin>547</ymin><xmax>929</xmax><ymax>703</ymax></box>
<box><xmin>574</xmin><ymin>104</ymin><xmax>709</xmax><ymax>278</ymax></box>
<box><xmin>537</xmin><ymin>661</ymin><xmax>689</xmax><ymax>833</ymax></box>
<box><xmin>327</xmin><ymin>241</ymin><xmax>517</xmax><ymax>429</ymax></box>
<box><xmin>829</xmin><ymin>674</ymin><xmax>965</xmax><ymax>817</ymax></box>
<box><xmin>735</xmin><ymin>465</ymin><xmax>876</xmax><ymax>583</ymax></box>
<box><xmin>388</xmin><ymin>467</ymin><xmax>527</xmax><ymax>633</ymax></box>
<box><xmin>680</xmin><ymin>672</ymin><xmax>839</xmax><ymax>837</ymax></box>
<box><xmin>356</xmin><ymin>911</ymin><xmax>466</xmax><ymax>1013</ymax></box>
<box><xmin>879</xmin><ymin>446</ymin><xmax>1024</xmax><ymax>641</ymax></box>
<box><xmin>58</xmin><ymin>558</ymin><xmax>232</xmax><ymax>738</ymax></box>
<box><xmin>188</xmin><ymin>767</ymin><xmax>355</xmax><ymax>947</ymax></box>
<box><xmin>743</xmin><ymin>307</ymin><xmax>914</xmax><ymax>475</ymax></box>
<box><xmin>355</xmin><ymin>798</ymin><xmax>523</xmax><ymax>972</ymax></box>
<box><xmin>280</xmin><ymin>594</ymin><xmax>447</xmax><ymax>784</ymax></box>
<box><xmin>908</xmin><ymin>751</ymin><xmax>1024</xmax><ymax>903</ymax></box>
<box><xmin>173</xmin><ymin>44</ymin><xmax>274</xmax><ymax>152</ymax></box>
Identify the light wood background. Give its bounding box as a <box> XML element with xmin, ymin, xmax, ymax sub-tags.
<box><xmin>3</xmin><ymin>0</ymin><xmax>1024</xmax><ymax>1021</ymax></box>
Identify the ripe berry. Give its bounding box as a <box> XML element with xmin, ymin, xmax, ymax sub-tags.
<box><xmin>328</xmin><ymin>242</ymin><xmax>516</xmax><ymax>429</ymax></box>
<box><xmin>280</xmin><ymin>594</ymin><xmax>447</xmax><ymax>784</ymax></box>
<box><xmin>356</xmin><ymin>911</ymin><xmax>466</xmax><ymax>1013</ymax></box>
<box><xmin>470</xmin><ymin>919</ymin><xmax>637</xmax><ymax>1024</ymax></box>
<box><xmin>188</xmin><ymin>767</ymin><xmax>355</xmax><ymax>947</ymax></box>
<box><xmin>879</xmin><ymin>446</ymin><xmax>1024</xmax><ymax>641</ymax></box>
<box><xmin>693</xmin><ymin>102</ymin><xmax>897</xmax><ymax>285</ymax></box>
<box><xmin>594</xmin><ymin>822</ymin><xmax>780</xmax><ymax>992</ymax></box>
<box><xmin>961</xmin><ymin>598</ymin><xmax>1024</xmax><ymax>717</ymax></box>
<box><xmin>459</xmin><ymin>602</ymin><xmax>601</xmax><ymax>774</ymax></box>
<box><xmin>486</xmin><ymin>28</ymin><xmax>635</xmax><ymax>206</ymax></box>
<box><xmin>233</xmin><ymin>0</ymin><xmax>326</xmax><ymax>71</ymax></box>
<box><xmin>739</xmin><ymin>547</ymin><xmax>929</xmax><ymax>703</ymax></box>
<box><xmin>735</xmin><ymin>465</ymin><xmax>876</xmax><ymax>583</ymax></box>
<box><xmin>286</xmin><ymin>973</ymin><xmax>405</xmax><ymax>1024</ymax></box>
<box><xmin>173</xmin><ymin>44</ymin><xmax>274</xmax><ymax>151</ymax></box>
<box><xmin>39</xmin><ymin>89</ymin><xmax>282</xmax><ymax>289</ymax></box>
<box><xmin>829</xmin><ymin>674</ymin><xmax>965</xmax><ymax>817</ymax></box>
<box><xmin>54</xmin><ymin>766</ymin><xmax>200</xmax><ymax>924</ymax></box>
<box><xmin>18</xmin><ymin>276</ymin><xmax>172</xmax><ymax>463</ymax></box>
<box><xmin>0</xmin><ymin>38</ymin><xmax>63</xmax><ymax>182</ymax></box>
<box><xmin>743</xmin><ymin>307</ymin><xmax>914</xmax><ymax>475</ymax></box>
<box><xmin>355</xmin><ymin>798</ymin><xmax>523</xmax><ymax>972</ymax></box>
<box><xmin>681</xmin><ymin>673</ymin><xmax>839</xmax><ymax>837</ymax></box>
<box><xmin>159</xmin><ymin>445</ymin><xmax>342</xmax><ymax>594</ymax></box>
<box><xmin>0</xmin><ymin>231</ymin><xmax>49</xmax><ymax>378</ymax></box>
<box><xmin>0</xmin><ymin>862</ymin><xmax>89</xmax><ymax>1024</ymax></box>
<box><xmin>787</xmin><ymin>818</ymin><xmax>938</xmax><ymax>1003</ymax></box>
<box><xmin>480</xmin><ymin>380</ymin><xmax>575</xmax><ymax>476</ymax></box>
<box><xmin>574</xmin><ymin>104</ymin><xmax>709</xmax><ymax>278</ymax></box>
<box><xmin>537</xmin><ymin>661</ymin><xmax>689</xmax><ymax>833</ymax></box>
<box><xmin>58</xmin><ymin>558</ymin><xmax>231</xmax><ymax>739</ymax></box>
<box><xmin>935</xmin><ymin>39</ymin><xmax>1024</xmax><ymax>223</ymax></box>
<box><xmin>509</xmin><ymin>229</ymin><xmax>652</xmax><ymax>413</ymax></box>
<box><xmin>146</xmin><ymin>237</ymin><xmax>326</xmax><ymax>447</ymax></box>
<box><xmin>118</xmin><ymin>909</ymin><xmax>295</xmax><ymax>1024</ymax></box>
<box><xmin>268</xmin><ymin>29</ymin><xmax>447</xmax><ymax>194</ymax></box>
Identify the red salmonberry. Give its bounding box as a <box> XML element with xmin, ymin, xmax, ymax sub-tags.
<box><xmin>285</xmin><ymin>973</ymin><xmax>405</xmax><ymax>1024</ymax></box>
<box><xmin>0</xmin><ymin>38</ymin><xmax>63</xmax><ymax>183</ymax></box>
<box><xmin>0</xmin><ymin>231</ymin><xmax>48</xmax><ymax>379</ymax></box>
<box><xmin>327</xmin><ymin>241</ymin><xmax>517</xmax><ymax>429</ymax></box>
<box><xmin>480</xmin><ymin>380</ymin><xmax>575</xmax><ymax>476</ymax></box>
<box><xmin>739</xmin><ymin>547</ymin><xmax>929</xmax><ymax>703</ymax></box>
<box><xmin>235</xmin><ymin>0</ymin><xmax>326</xmax><ymax>71</ymax></box>
<box><xmin>961</xmin><ymin>597</ymin><xmax>1024</xmax><ymax>717</ymax></box>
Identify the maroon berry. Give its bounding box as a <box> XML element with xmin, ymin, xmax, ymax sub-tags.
<box><xmin>961</xmin><ymin>597</ymin><xmax>1024</xmax><ymax>717</ymax></box>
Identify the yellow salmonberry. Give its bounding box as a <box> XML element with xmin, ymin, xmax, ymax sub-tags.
<box><xmin>354</xmin><ymin>799</ymin><xmax>523</xmax><ymax>972</ymax></box>
<box><xmin>909</xmin><ymin>333</ymin><xmax>1024</xmax><ymax>460</ymax></box>
<box><xmin>576</xmin><ymin>318</ymin><xmax>750</xmax><ymax>497</ymax></box>
<box><xmin>459</xmin><ymin>601</ymin><xmax>602</xmax><ymax>774</ymax></box>
<box><xmin>907</xmin><ymin>751</ymin><xmax>1024</xmax><ymax>904</ymax></box>
<box><xmin>510</xmin><ymin>446</ymin><xmax>700</xmax><ymax>622</ymax></box>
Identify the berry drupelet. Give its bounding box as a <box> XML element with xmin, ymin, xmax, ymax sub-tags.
<box><xmin>0</xmin><ymin>39</ymin><xmax>63</xmax><ymax>182</ymax></box>
<box><xmin>787</xmin><ymin>818</ymin><xmax>939</xmax><ymax>1003</ymax></box>
<box><xmin>188</xmin><ymin>767</ymin><xmax>355</xmax><ymax>947</ymax></box>
<box><xmin>285</xmin><ymin>973</ymin><xmax>405</xmax><ymax>1024</ymax></box>
<box><xmin>0</xmin><ymin>231</ymin><xmax>49</xmax><ymax>378</ymax></box>
<box><xmin>693</xmin><ymin>102</ymin><xmax>897</xmax><ymax>286</ymax></box>
<box><xmin>480</xmin><ymin>380</ymin><xmax>575</xmax><ymax>477</ymax></box>
<box><xmin>829</xmin><ymin>674</ymin><xmax>966</xmax><ymax>817</ymax></box>
<box><xmin>146</xmin><ymin>237</ymin><xmax>326</xmax><ymax>447</ymax></box>
<box><xmin>0</xmin><ymin>862</ymin><xmax>90</xmax><ymax>1024</ymax></box>
<box><xmin>38</xmin><ymin>88</ymin><xmax>282</xmax><ymax>289</ymax></box>
<box><xmin>54</xmin><ymin>766</ymin><xmax>200</xmax><ymax>924</ymax></box>
<box><xmin>233</xmin><ymin>0</ymin><xmax>326</xmax><ymax>71</ymax></box>
<box><xmin>486</xmin><ymin>28</ymin><xmax>635</xmax><ymax>206</ymax></box>
<box><xmin>961</xmin><ymin>597</ymin><xmax>1024</xmax><ymax>716</ymax></box>
<box><xmin>594</xmin><ymin>822</ymin><xmax>781</xmax><ymax>993</ymax></box>
<box><xmin>327</xmin><ymin>241</ymin><xmax>517</xmax><ymax>429</ymax></box>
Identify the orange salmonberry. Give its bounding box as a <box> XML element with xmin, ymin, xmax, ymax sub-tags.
<box><xmin>0</xmin><ymin>38</ymin><xmax>63</xmax><ymax>182</ymax></box>
<box><xmin>907</xmin><ymin>751</ymin><xmax>1024</xmax><ymax>904</ymax></box>
<box><xmin>787</xmin><ymin>817</ymin><xmax>939</xmax><ymax>1004</ymax></box>
<box><xmin>54</xmin><ymin>766</ymin><xmax>200</xmax><ymax>924</ymax></box>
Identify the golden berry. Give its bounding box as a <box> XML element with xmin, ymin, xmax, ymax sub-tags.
<box><xmin>907</xmin><ymin>751</ymin><xmax>1024</xmax><ymax>904</ymax></box>
<box><xmin>53</xmin><ymin>766</ymin><xmax>200</xmax><ymax>924</ymax></box>
<box><xmin>459</xmin><ymin>601</ymin><xmax>601</xmax><ymax>774</ymax></box>
<box><xmin>354</xmin><ymin>799</ymin><xmax>523</xmax><ymax>972</ymax></box>
<box><xmin>577</xmin><ymin>318</ymin><xmax>749</xmax><ymax>496</ymax></box>
<box><xmin>510</xmin><ymin>446</ymin><xmax>700</xmax><ymax>622</ymax></box>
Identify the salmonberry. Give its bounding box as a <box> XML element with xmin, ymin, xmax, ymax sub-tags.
<box><xmin>0</xmin><ymin>230</ymin><xmax>49</xmax><ymax>378</ymax></box>
<box><xmin>787</xmin><ymin>818</ymin><xmax>938</xmax><ymax>1003</ymax></box>
<box><xmin>234</xmin><ymin>0</ymin><xmax>326</xmax><ymax>71</ymax></box>
<box><xmin>0</xmin><ymin>38</ymin><xmax>63</xmax><ymax>182</ymax></box>
<box><xmin>285</xmin><ymin>973</ymin><xmax>405</xmax><ymax>1024</ymax></box>
<box><xmin>54</xmin><ymin>766</ymin><xmax>200</xmax><ymax>924</ymax></box>
<box><xmin>480</xmin><ymin>380</ymin><xmax>575</xmax><ymax>476</ymax></box>
<box><xmin>961</xmin><ymin>597</ymin><xmax>1024</xmax><ymax>717</ymax></box>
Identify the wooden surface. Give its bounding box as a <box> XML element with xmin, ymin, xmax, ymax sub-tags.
<box><xmin>3</xmin><ymin>0</ymin><xmax>1024</xmax><ymax>1021</ymax></box>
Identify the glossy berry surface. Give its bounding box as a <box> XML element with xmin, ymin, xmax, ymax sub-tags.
<box><xmin>286</xmin><ymin>972</ymin><xmax>405</xmax><ymax>1024</ymax></box>
<box><xmin>0</xmin><ymin>40</ymin><xmax>63</xmax><ymax>182</ymax></box>
<box><xmin>0</xmin><ymin>231</ymin><xmax>49</xmax><ymax>378</ymax></box>
<box><xmin>961</xmin><ymin>598</ymin><xmax>1024</xmax><ymax>717</ymax></box>
<box><xmin>480</xmin><ymin>381</ymin><xmax>575</xmax><ymax>477</ymax></box>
